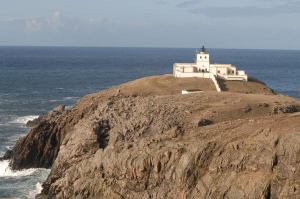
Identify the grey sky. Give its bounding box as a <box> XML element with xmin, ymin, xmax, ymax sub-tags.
<box><xmin>0</xmin><ymin>0</ymin><xmax>300</xmax><ymax>49</ymax></box>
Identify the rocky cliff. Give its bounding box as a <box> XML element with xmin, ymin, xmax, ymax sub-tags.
<box><xmin>2</xmin><ymin>75</ymin><xmax>300</xmax><ymax>199</ymax></box>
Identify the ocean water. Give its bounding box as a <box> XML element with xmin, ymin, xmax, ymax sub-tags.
<box><xmin>0</xmin><ymin>46</ymin><xmax>299</xmax><ymax>198</ymax></box>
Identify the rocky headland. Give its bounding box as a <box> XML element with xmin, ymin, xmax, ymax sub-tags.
<box><xmin>2</xmin><ymin>75</ymin><xmax>300</xmax><ymax>199</ymax></box>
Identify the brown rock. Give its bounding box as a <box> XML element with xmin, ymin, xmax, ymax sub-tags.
<box><xmin>2</xmin><ymin>75</ymin><xmax>300</xmax><ymax>198</ymax></box>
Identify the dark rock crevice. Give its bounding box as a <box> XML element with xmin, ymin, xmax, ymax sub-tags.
<box><xmin>198</xmin><ymin>119</ymin><xmax>213</xmax><ymax>127</ymax></box>
<box><xmin>94</xmin><ymin>120</ymin><xmax>111</xmax><ymax>149</ymax></box>
<box><xmin>265</xmin><ymin>183</ymin><xmax>271</xmax><ymax>199</ymax></box>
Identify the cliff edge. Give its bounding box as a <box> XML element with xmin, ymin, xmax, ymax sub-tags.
<box><xmin>3</xmin><ymin>75</ymin><xmax>300</xmax><ymax>199</ymax></box>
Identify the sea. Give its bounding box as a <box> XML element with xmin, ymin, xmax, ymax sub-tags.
<box><xmin>0</xmin><ymin>46</ymin><xmax>299</xmax><ymax>198</ymax></box>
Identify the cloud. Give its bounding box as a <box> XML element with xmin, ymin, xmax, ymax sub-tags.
<box><xmin>259</xmin><ymin>0</ymin><xmax>299</xmax><ymax>3</ymax></box>
<box><xmin>25</xmin><ymin>19</ymin><xmax>41</xmax><ymax>33</ymax></box>
<box><xmin>0</xmin><ymin>16</ymin><xmax>18</xmax><ymax>22</ymax></box>
<box><xmin>47</xmin><ymin>11</ymin><xmax>63</xmax><ymax>30</ymax></box>
<box><xmin>190</xmin><ymin>4</ymin><xmax>300</xmax><ymax>17</ymax></box>
<box><xmin>157</xmin><ymin>1</ymin><xmax>168</xmax><ymax>5</ymax></box>
<box><xmin>177</xmin><ymin>0</ymin><xmax>201</xmax><ymax>8</ymax></box>
<box><xmin>156</xmin><ymin>0</ymin><xmax>168</xmax><ymax>5</ymax></box>
<box><xmin>22</xmin><ymin>12</ymin><xmax>65</xmax><ymax>34</ymax></box>
<box><xmin>88</xmin><ymin>17</ymin><xmax>109</xmax><ymax>25</ymax></box>
<box><xmin>257</xmin><ymin>0</ymin><xmax>300</xmax><ymax>7</ymax></box>
<box><xmin>1</xmin><ymin>11</ymin><xmax>111</xmax><ymax>35</ymax></box>
<box><xmin>290</xmin><ymin>0</ymin><xmax>300</xmax><ymax>5</ymax></box>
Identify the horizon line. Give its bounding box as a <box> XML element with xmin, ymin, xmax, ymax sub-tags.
<box><xmin>0</xmin><ymin>45</ymin><xmax>299</xmax><ymax>51</ymax></box>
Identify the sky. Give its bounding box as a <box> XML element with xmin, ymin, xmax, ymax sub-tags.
<box><xmin>0</xmin><ymin>0</ymin><xmax>300</xmax><ymax>50</ymax></box>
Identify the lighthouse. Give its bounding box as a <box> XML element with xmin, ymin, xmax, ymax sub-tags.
<box><xmin>173</xmin><ymin>46</ymin><xmax>248</xmax><ymax>81</ymax></box>
<box><xmin>196</xmin><ymin>46</ymin><xmax>210</xmax><ymax>72</ymax></box>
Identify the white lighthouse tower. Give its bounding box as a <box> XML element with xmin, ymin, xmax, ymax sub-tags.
<box><xmin>196</xmin><ymin>46</ymin><xmax>210</xmax><ymax>72</ymax></box>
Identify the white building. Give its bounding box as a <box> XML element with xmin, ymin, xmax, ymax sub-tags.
<box><xmin>173</xmin><ymin>46</ymin><xmax>248</xmax><ymax>82</ymax></box>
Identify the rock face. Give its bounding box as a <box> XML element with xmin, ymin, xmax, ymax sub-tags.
<box><xmin>3</xmin><ymin>105</ymin><xmax>66</xmax><ymax>169</ymax></box>
<box><xmin>25</xmin><ymin>106</ymin><xmax>67</xmax><ymax>127</ymax></box>
<box><xmin>25</xmin><ymin>117</ymin><xmax>40</xmax><ymax>128</ymax></box>
<box><xmin>2</xmin><ymin>75</ymin><xmax>300</xmax><ymax>199</ymax></box>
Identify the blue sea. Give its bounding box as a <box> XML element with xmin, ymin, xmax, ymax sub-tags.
<box><xmin>0</xmin><ymin>47</ymin><xmax>299</xmax><ymax>198</ymax></box>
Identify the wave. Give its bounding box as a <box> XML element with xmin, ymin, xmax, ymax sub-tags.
<box><xmin>65</xmin><ymin>105</ymin><xmax>73</xmax><ymax>110</ymax></box>
<box><xmin>27</xmin><ymin>182</ymin><xmax>43</xmax><ymax>199</ymax></box>
<box><xmin>0</xmin><ymin>146</ymin><xmax>13</xmax><ymax>156</ymax></box>
<box><xmin>9</xmin><ymin>115</ymin><xmax>39</xmax><ymax>125</ymax></box>
<box><xmin>0</xmin><ymin>160</ymin><xmax>37</xmax><ymax>178</ymax></box>
<box><xmin>6</xmin><ymin>145</ymin><xmax>13</xmax><ymax>150</ymax></box>
<box><xmin>63</xmin><ymin>97</ymin><xmax>79</xmax><ymax>100</ymax></box>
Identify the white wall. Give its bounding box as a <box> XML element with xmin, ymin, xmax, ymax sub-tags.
<box><xmin>237</xmin><ymin>70</ymin><xmax>245</xmax><ymax>75</ymax></box>
<box><xmin>197</xmin><ymin>54</ymin><xmax>210</xmax><ymax>62</ymax></box>
<box><xmin>196</xmin><ymin>53</ymin><xmax>210</xmax><ymax>72</ymax></box>
<box><xmin>218</xmin><ymin>74</ymin><xmax>248</xmax><ymax>81</ymax></box>
<box><xmin>217</xmin><ymin>68</ymin><xmax>227</xmax><ymax>75</ymax></box>
<box><xmin>210</xmin><ymin>64</ymin><xmax>231</xmax><ymax>68</ymax></box>
<box><xmin>227</xmin><ymin>68</ymin><xmax>236</xmax><ymax>75</ymax></box>
<box><xmin>175</xmin><ymin>71</ymin><xmax>211</xmax><ymax>78</ymax></box>
<box><xmin>210</xmin><ymin>67</ymin><xmax>217</xmax><ymax>75</ymax></box>
<box><xmin>174</xmin><ymin>63</ymin><xmax>197</xmax><ymax>67</ymax></box>
<box><xmin>184</xmin><ymin>67</ymin><xmax>194</xmax><ymax>73</ymax></box>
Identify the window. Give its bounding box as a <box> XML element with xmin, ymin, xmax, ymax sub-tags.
<box><xmin>205</xmin><ymin>56</ymin><xmax>207</xmax><ymax>59</ymax></box>
<box><xmin>200</xmin><ymin>56</ymin><xmax>202</xmax><ymax>59</ymax></box>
